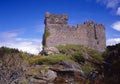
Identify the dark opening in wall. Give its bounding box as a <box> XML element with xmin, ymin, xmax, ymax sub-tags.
<box><xmin>97</xmin><ymin>41</ymin><xmax>99</xmax><ymax>44</ymax></box>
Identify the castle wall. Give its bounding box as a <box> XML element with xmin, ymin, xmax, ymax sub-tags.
<box><xmin>83</xmin><ymin>21</ymin><xmax>106</xmax><ymax>52</ymax></box>
<box><xmin>43</xmin><ymin>12</ymin><xmax>106</xmax><ymax>52</ymax></box>
<box><xmin>46</xmin><ymin>24</ymin><xmax>88</xmax><ymax>47</ymax></box>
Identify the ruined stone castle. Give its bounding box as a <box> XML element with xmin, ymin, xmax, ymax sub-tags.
<box><xmin>42</xmin><ymin>12</ymin><xmax>106</xmax><ymax>52</ymax></box>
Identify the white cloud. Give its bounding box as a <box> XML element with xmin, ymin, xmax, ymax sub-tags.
<box><xmin>113</xmin><ymin>34</ymin><xmax>120</xmax><ymax>36</ymax></box>
<box><xmin>0</xmin><ymin>29</ymin><xmax>24</xmax><ymax>38</ymax></box>
<box><xmin>97</xmin><ymin>0</ymin><xmax>120</xmax><ymax>8</ymax></box>
<box><xmin>0</xmin><ymin>30</ymin><xmax>42</xmax><ymax>55</ymax></box>
<box><xmin>111</xmin><ymin>21</ymin><xmax>120</xmax><ymax>31</ymax></box>
<box><xmin>117</xmin><ymin>7</ymin><xmax>120</xmax><ymax>15</ymax></box>
<box><xmin>0</xmin><ymin>38</ymin><xmax>42</xmax><ymax>55</ymax></box>
<box><xmin>107</xmin><ymin>38</ymin><xmax>120</xmax><ymax>46</ymax></box>
<box><xmin>0</xmin><ymin>32</ymin><xmax>18</xmax><ymax>38</ymax></box>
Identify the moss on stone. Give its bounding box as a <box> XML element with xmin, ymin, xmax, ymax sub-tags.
<box><xmin>42</xmin><ymin>28</ymin><xmax>50</xmax><ymax>47</ymax></box>
<box><xmin>25</xmin><ymin>65</ymin><xmax>49</xmax><ymax>76</ymax></box>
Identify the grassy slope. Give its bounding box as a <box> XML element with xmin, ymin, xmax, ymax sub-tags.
<box><xmin>0</xmin><ymin>45</ymin><xmax>104</xmax><ymax>76</ymax></box>
<box><xmin>1</xmin><ymin>44</ymin><xmax>120</xmax><ymax>83</ymax></box>
<box><xmin>26</xmin><ymin>44</ymin><xmax>103</xmax><ymax>75</ymax></box>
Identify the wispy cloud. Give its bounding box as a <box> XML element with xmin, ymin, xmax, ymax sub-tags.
<box><xmin>96</xmin><ymin>0</ymin><xmax>120</xmax><ymax>8</ymax></box>
<box><xmin>113</xmin><ymin>34</ymin><xmax>120</xmax><ymax>37</ymax></box>
<box><xmin>0</xmin><ymin>29</ymin><xmax>24</xmax><ymax>39</ymax></box>
<box><xmin>0</xmin><ymin>32</ymin><xmax>18</xmax><ymax>38</ymax></box>
<box><xmin>0</xmin><ymin>30</ymin><xmax>42</xmax><ymax>55</ymax></box>
<box><xmin>111</xmin><ymin>21</ymin><xmax>120</xmax><ymax>31</ymax></box>
<box><xmin>0</xmin><ymin>38</ymin><xmax>42</xmax><ymax>55</ymax></box>
<box><xmin>107</xmin><ymin>38</ymin><xmax>120</xmax><ymax>46</ymax></box>
<box><xmin>96</xmin><ymin>0</ymin><xmax>120</xmax><ymax>15</ymax></box>
<box><xmin>117</xmin><ymin>7</ymin><xmax>120</xmax><ymax>15</ymax></box>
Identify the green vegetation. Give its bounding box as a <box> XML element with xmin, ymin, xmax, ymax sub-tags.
<box><xmin>25</xmin><ymin>65</ymin><xmax>49</xmax><ymax>76</ymax></box>
<box><xmin>87</xmin><ymin>48</ymin><xmax>103</xmax><ymax>62</ymax></box>
<box><xmin>1</xmin><ymin>43</ymin><xmax>120</xmax><ymax>84</ymax></box>
<box><xmin>0</xmin><ymin>44</ymin><xmax>104</xmax><ymax>81</ymax></box>
<box><xmin>57</xmin><ymin>44</ymin><xmax>103</xmax><ymax>62</ymax></box>
<box><xmin>0</xmin><ymin>47</ymin><xmax>19</xmax><ymax>55</ymax></box>
<box><xmin>21</xmin><ymin>53</ymin><xmax>29</xmax><ymax>59</ymax></box>
<box><xmin>29</xmin><ymin>54</ymin><xmax>74</xmax><ymax>65</ymax></box>
<box><xmin>42</xmin><ymin>28</ymin><xmax>50</xmax><ymax>47</ymax></box>
<box><xmin>81</xmin><ymin>64</ymin><xmax>93</xmax><ymax>75</ymax></box>
<box><xmin>56</xmin><ymin>44</ymin><xmax>104</xmax><ymax>75</ymax></box>
<box><xmin>28</xmin><ymin>56</ymin><xmax>42</xmax><ymax>65</ymax></box>
<box><xmin>72</xmin><ymin>52</ymin><xmax>85</xmax><ymax>63</ymax></box>
<box><xmin>57</xmin><ymin>44</ymin><xmax>83</xmax><ymax>53</ymax></box>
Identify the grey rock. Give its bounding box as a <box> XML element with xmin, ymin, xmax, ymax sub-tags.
<box><xmin>50</xmin><ymin>61</ymin><xmax>85</xmax><ymax>78</ymax></box>
<box><xmin>40</xmin><ymin>69</ymin><xmax>57</xmax><ymax>82</ymax></box>
<box><xmin>41</xmin><ymin>47</ymin><xmax>60</xmax><ymax>55</ymax></box>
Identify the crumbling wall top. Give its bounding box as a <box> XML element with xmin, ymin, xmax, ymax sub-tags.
<box><xmin>45</xmin><ymin>12</ymin><xmax>68</xmax><ymax>25</ymax></box>
<box><xmin>43</xmin><ymin>12</ymin><xmax>106</xmax><ymax>52</ymax></box>
<box><xmin>84</xmin><ymin>20</ymin><xmax>104</xmax><ymax>29</ymax></box>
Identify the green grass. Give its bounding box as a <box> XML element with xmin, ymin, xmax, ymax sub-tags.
<box><xmin>57</xmin><ymin>44</ymin><xmax>84</xmax><ymax>53</ymax></box>
<box><xmin>87</xmin><ymin>48</ymin><xmax>103</xmax><ymax>62</ymax></box>
<box><xmin>25</xmin><ymin>65</ymin><xmax>49</xmax><ymax>76</ymax></box>
<box><xmin>29</xmin><ymin>54</ymin><xmax>74</xmax><ymax>65</ymax></box>
<box><xmin>57</xmin><ymin>44</ymin><xmax>103</xmax><ymax>62</ymax></box>
<box><xmin>28</xmin><ymin>56</ymin><xmax>42</xmax><ymax>65</ymax></box>
<box><xmin>81</xmin><ymin>64</ymin><xmax>93</xmax><ymax>75</ymax></box>
<box><xmin>56</xmin><ymin>45</ymin><xmax>86</xmax><ymax>63</ymax></box>
<box><xmin>72</xmin><ymin>52</ymin><xmax>85</xmax><ymax>63</ymax></box>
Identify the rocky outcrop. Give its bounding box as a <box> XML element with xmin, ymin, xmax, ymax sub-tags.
<box><xmin>21</xmin><ymin>61</ymin><xmax>85</xmax><ymax>84</ymax></box>
<box><xmin>0</xmin><ymin>53</ymin><xmax>24</xmax><ymax>84</ymax></box>
<box><xmin>50</xmin><ymin>61</ymin><xmax>86</xmax><ymax>84</ymax></box>
<box><xmin>25</xmin><ymin>65</ymin><xmax>57</xmax><ymax>84</ymax></box>
<box><xmin>40</xmin><ymin>47</ymin><xmax>60</xmax><ymax>55</ymax></box>
<box><xmin>3</xmin><ymin>43</ymin><xmax>120</xmax><ymax>84</ymax></box>
<box><xmin>101</xmin><ymin>43</ymin><xmax>120</xmax><ymax>84</ymax></box>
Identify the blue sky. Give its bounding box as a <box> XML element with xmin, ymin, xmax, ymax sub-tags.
<box><xmin>0</xmin><ymin>0</ymin><xmax>120</xmax><ymax>54</ymax></box>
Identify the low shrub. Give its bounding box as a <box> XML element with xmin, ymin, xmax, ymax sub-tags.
<box><xmin>72</xmin><ymin>52</ymin><xmax>85</xmax><ymax>63</ymax></box>
<box><xmin>21</xmin><ymin>53</ymin><xmax>29</xmax><ymax>59</ymax></box>
<box><xmin>87</xmin><ymin>49</ymin><xmax>103</xmax><ymax>62</ymax></box>
<box><xmin>28</xmin><ymin>56</ymin><xmax>42</xmax><ymax>65</ymax></box>
<box><xmin>81</xmin><ymin>65</ymin><xmax>93</xmax><ymax>75</ymax></box>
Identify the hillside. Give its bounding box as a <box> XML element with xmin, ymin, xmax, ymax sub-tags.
<box><xmin>102</xmin><ymin>43</ymin><xmax>120</xmax><ymax>84</ymax></box>
<box><xmin>0</xmin><ymin>44</ymin><xmax>120</xmax><ymax>84</ymax></box>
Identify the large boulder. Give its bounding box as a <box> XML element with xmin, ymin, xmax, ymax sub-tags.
<box><xmin>41</xmin><ymin>47</ymin><xmax>60</xmax><ymax>55</ymax></box>
<box><xmin>24</xmin><ymin>65</ymin><xmax>57</xmax><ymax>84</ymax></box>
<box><xmin>50</xmin><ymin>61</ymin><xmax>86</xmax><ymax>83</ymax></box>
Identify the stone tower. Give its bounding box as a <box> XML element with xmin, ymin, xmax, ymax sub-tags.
<box><xmin>42</xmin><ymin>12</ymin><xmax>106</xmax><ymax>52</ymax></box>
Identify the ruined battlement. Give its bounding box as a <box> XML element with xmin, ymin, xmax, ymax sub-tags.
<box><xmin>45</xmin><ymin>12</ymin><xmax>68</xmax><ymax>25</ymax></box>
<box><xmin>43</xmin><ymin>12</ymin><xmax>106</xmax><ymax>52</ymax></box>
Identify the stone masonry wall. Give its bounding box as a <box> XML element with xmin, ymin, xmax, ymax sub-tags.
<box><xmin>43</xmin><ymin>12</ymin><xmax>106</xmax><ymax>52</ymax></box>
